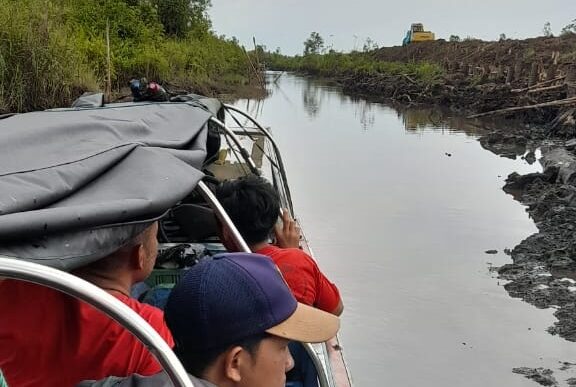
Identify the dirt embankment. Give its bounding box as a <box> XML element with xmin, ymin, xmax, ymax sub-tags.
<box><xmin>340</xmin><ymin>35</ymin><xmax>576</xmax><ymax>138</ymax></box>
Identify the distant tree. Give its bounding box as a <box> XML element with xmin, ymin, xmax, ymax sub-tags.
<box><xmin>152</xmin><ymin>0</ymin><xmax>211</xmax><ymax>38</ymax></box>
<box><xmin>275</xmin><ymin>47</ymin><xmax>281</xmax><ymax>55</ymax></box>
<box><xmin>561</xmin><ymin>19</ymin><xmax>576</xmax><ymax>36</ymax></box>
<box><xmin>499</xmin><ymin>33</ymin><xmax>507</xmax><ymax>41</ymax></box>
<box><xmin>362</xmin><ymin>37</ymin><xmax>379</xmax><ymax>52</ymax></box>
<box><xmin>543</xmin><ymin>22</ymin><xmax>553</xmax><ymax>37</ymax></box>
<box><xmin>303</xmin><ymin>32</ymin><xmax>324</xmax><ymax>55</ymax></box>
<box><xmin>449</xmin><ymin>35</ymin><xmax>461</xmax><ymax>42</ymax></box>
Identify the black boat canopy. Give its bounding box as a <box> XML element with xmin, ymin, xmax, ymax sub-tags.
<box><xmin>0</xmin><ymin>95</ymin><xmax>219</xmax><ymax>270</ymax></box>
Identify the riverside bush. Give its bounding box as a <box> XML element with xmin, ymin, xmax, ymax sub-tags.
<box><xmin>266</xmin><ymin>51</ymin><xmax>444</xmax><ymax>85</ymax></box>
<box><xmin>0</xmin><ymin>0</ymin><xmax>251</xmax><ymax>113</ymax></box>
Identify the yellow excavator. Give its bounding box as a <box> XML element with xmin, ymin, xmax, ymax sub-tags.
<box><xmin>402</xmin><ymin>23</ymin><xmax>435</xmax><ymax>45</ymax></box>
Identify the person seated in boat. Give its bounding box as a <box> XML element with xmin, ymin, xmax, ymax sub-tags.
<box><xmin>215</xmin><ymin>175</ymin><xmax>344</xmax><ymax>316</ymax></box>
<box><xmin>78</xmin><ymin>252</ymin><xmax>340</xmax><ymax>387</ymax></box>
<box><xmin>0</xmin><ymin>222</ymin><xmax>174</xmax><ymax>387</ymax></box>
<box><xmin>215</xmin><ymin>176</ymin><xmax>343</xmax><ymax>387</ymax></box>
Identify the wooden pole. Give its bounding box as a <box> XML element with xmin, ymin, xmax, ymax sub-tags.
<box><xmin>242</xmin><ymin>47</ymin><xmax>263</xmax><ymax>88</ymax></box>
<box><xmin>252</xmin><ymin>37</ymin><xmax>266</xmax><ymax>87</ymax></box>
<box><xmin>106</xmin><ymin>20</ymin><xmax>112</xmax><ymax>103</ymax></box>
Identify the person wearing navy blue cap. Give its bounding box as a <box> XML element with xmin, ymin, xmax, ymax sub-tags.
<box><xmin>78</xmin><ymin>252</ymin><xmax>339</xmax><ymax>387</ymax></box>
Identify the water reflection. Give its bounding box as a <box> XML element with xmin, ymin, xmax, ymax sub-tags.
<box><xmin>302</xmin><ymin>80</ymin><xmax>323</xmax><ymax>118</ymax></box>
<box><xmin>250</xmin><ymin>74</ymin><xmax>495</xmax><ymax>135</ymax></box>
<box><xmin>400</xmin><ymin>107</ymin><xmax>446</xmax><ymax>132</ymax></box>
<box><xmin>229</xmin><ymin>72</ymin><xmax>576</xmax><ymax>387</ymax></box>
<box><xmin>354</xmin><ymin>99</ymin><xmax>375</xmax><ymax>131</ymax></box>
<box><xmin>240</xmin><ymin>97</ymin><xmax>265</xmax><ymax>121</ymax></box>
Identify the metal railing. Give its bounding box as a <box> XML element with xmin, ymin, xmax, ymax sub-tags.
<box><xmin>223</xmin><ymin>104</ymin><xmax>295</xmax><ymax>217</ymax></box>
<box><xmin>0</xmin><ymin>257</ymin><xmax>193</xmax><ymax>387</ymax></box>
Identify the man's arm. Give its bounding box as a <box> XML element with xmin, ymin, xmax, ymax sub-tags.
<box><xmin>315</xmin><ymin>270</ymin><xmax>344</xmax><ymax>316</ymax></box>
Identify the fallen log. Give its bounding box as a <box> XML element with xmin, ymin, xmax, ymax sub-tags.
<box><xmin>511</xmin><ymin>76</ymin><xmax>565</xmax><ymax>93</ymax></box>
<box><xmin>548</xmin><ymin>108</ymin><xmax>576</xmax><ymax>132</ymax></box>
<box><xmin>468</xmin><ymin>97</ymin><xmax>576</xmax><ymax>119</ymax></box>
<box><xmin>401</xmin><ymin>74</ymin><xmax>416</xmax><ymax>84</ymax></box>
<box><xmin>527</xmin><ymin>84</ymin><xmax>566</xmax><ymax>94</ymax></box>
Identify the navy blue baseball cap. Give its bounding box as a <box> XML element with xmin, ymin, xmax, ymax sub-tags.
<box><xmin>164</xmin><ymin>252</ymin><xmax>339</xmax><ymax>352</ymax></box>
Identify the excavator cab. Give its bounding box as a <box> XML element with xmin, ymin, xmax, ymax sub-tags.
<box><xmin>411</xmin><ymin>23</ymin><xmax>424</xmax><ymax>33</ymax></box>
<box><xmin>403</xmin><ymin>23</ymin><xmax>435</xmax><ymax>45</ymax></box>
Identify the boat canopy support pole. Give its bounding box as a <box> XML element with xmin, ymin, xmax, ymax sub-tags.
<box><xmin>209</xmin><ymin>117</ymin><xmax>260</xmax><ymax>175</ymax></box>
<box><xmin>222</xmin><ymin>104</ymin><xmax>295</xmax><ymax>217</ymax></box>
<box><xmin>197</xmin><ymin>181</ymin><xmax>251</xmax><ymax>253</ymax></box>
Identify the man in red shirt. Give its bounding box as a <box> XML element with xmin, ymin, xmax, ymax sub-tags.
<box><xmin>0</xmin><ymin>222</ymin><xmax>173</xmax><ymax>387</ymax></box>
<box><xmin>215</xmin><ymin>177</ymin><xmax>343</xmax><ymax>386</ymax></box>
<box><xmin>215</xmin><ymin>176</ymin><xmax>343</xmax><ymax>315</ymax></box>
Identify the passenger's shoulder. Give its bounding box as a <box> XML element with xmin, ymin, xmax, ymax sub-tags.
<box><xmin>282</xmin><ymin>247</ymin><xmax>314</xmax><ymax>259</ymax></box>
<box><xmin>121</xmin><ymin>297</ymin><xmax>165</xmax><ymax>322</ymax></box>
<box><xmin>77</xmin><ymin>372</ymin><xmax>216</xmax><ymax>387</ymax></box>
<box><xmin>275</xmin><ymin>247</ymin><xmax>317</xmax><ymax>267</ymax></box>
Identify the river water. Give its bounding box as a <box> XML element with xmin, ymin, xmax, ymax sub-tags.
<box><xmin>231</xmin><ymin>73</ymin><xmax>576</xmax><ymax>387</ymax></box>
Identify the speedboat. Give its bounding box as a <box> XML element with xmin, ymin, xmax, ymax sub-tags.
<box><xmin>0</xmin><ymin>92</ymin><xmax>353</xmax><ymax>387</ymax></box>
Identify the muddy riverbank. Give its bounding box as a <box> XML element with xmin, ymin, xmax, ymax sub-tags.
<box><xmin>345</xmin><ymin>37</ymin><xmax>576</xmax><ymax>385</ymax></box>
<box><xmin>488</xmin><ymin>142</ymin><xmax>576</xmax><ymax>386</ymax></box>
<box><xmin>347</xmin><ymin>36</ymin><xmax>576</xmax><ymax>121</ymax></box>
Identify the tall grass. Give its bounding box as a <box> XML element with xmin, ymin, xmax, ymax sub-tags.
<box><xmin>266</xmin><ymin>51</ymin><xmax>444</xmax><ymax>85</ymax></box>
<box><xmin>0</xmin><ymin>0</ymin><xmax>252</xmax><ymax>113</ymax></box>
<box><xmin>0</xmin><ymin>0</ymin><xmax>98</xmax><ymax>112</ymax></box>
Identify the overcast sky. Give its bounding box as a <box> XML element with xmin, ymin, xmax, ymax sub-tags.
<box><xmin>210</xmin><ymin>0</ymin><xmax>575</xmax><ymax>55</ymax></box>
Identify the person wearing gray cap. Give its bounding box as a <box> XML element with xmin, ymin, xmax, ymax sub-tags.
<box><xmin>79</xmin><ymin>252</ymin><xmax>340</xmax><ymax>387</ymax></box>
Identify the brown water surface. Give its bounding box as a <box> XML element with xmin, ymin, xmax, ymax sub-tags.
<box><xmin>231</xmin><ymin>73</ymin><xmax>576</xmax><ymax>387</ymax></box>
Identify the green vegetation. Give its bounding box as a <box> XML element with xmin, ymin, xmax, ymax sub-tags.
<box><xmin>265</xmin><ymin>31</ymin><xmax>443</xmax><ymax>86</ymax></box>
<box><xmin>0</xmin><ymin>0</ymin><xmax>252</xmax><ymax>113</ymax></box>
<box><xmin>303</xmin><ymin>32</ymin><xmax>324</xmax><ymax>56</ymax></box>
<box><xmin>562</xmin><ymin>19</ymin><xmax>576</xmax><ymax>36</ymax></box>
<box><xmin>543</xmin><ymin>22</ymin><xmax>553</xmax><ymax>37</ymax></box>
<box><xmin>266</xmin><ymin>51</ymin><xmax>444</xmax><ymax>85</ymax></box>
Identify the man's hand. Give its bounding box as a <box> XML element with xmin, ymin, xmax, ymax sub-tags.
<box><xmin>274</xmin><ymin>208</ymin><xmax>301</xmax><ymax>248</ymax></box>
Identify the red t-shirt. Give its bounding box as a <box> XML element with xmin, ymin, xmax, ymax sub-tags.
<box><xmin>0</xmin><ymin>280</ymin><xmax>174</xmax><ymax>387</ymax></box>
<box><xmin>256</xmin><ymin>245</ymin><xmax>341</xmax><ymax>313</ymax></box>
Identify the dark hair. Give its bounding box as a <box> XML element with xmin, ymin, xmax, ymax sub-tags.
<box><xmin>175</xmin><ymin>332</ymin><xmax>270</xmax><ymax>377</ymax></box>
<box><xmin>215</xmin><ymin>176</ymin><xmax>280</xmax><ymax>244</ymax></box>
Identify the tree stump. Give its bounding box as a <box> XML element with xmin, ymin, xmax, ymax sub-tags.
<box><xmin>506</xmin><ymin>66</ymin><xmax>514</xmax><ymax>85</ymax></box>
<box><xmin>566</xmin><ymin>63</ymin><xmax>576</xmax><ymax>98</ymax></box>
<box><xmin>514</xmin><ymin>61</ymin><xmax>523</xmax><ymax>82</ymax></box>
<box><xmin>528</xmin><ymin>62</ymin><xmax>539</xmax><ymax>87</ymax></box>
